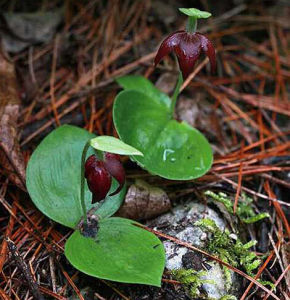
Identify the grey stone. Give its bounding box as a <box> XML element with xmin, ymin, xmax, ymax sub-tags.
<box><xmin>148</xmin><ymin>202</ymin><xmax>238</xmax><ymax>299</ymax></box>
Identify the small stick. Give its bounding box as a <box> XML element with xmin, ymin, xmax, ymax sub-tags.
<box><xmin>0</xmin><ymin>286</ymin><xmax>12</xmax><ymax>300</ymax></box>
<box><xmin>49</xmin><ymin>255</ymin><xmax>57</xmax><ymax>293</ymax></box>
<box><xmin>100</xmin><ymin>280</ymin><xmax>130</xmax><ymax>300</ymax></box>
<box><xmin>5</xmin><ymin>238</ymin><xmax>44</xmax><ymax>300</ymax></box>
<box><xmin>94</xmin><ymin>292</ymin><xmax>106</xmax><ymax>300</ymax></box>
<box><xmin>0</xmin><ymin>203</ymin><xmax>17</xmax><ymax>272</ymax></box>
<box><xmin>263</xmin><ymin>264</ymin><xmax>290</xmax><ymax>300</ymax></box>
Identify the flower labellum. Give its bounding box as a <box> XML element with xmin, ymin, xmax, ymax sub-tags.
<box><xmin>84</xmin><ymin>154</ymin><xmax>125</xmax><ymax>204</ymax></box>
<box><xmin>154</xmin><ymin>30</ymin><xmax>216</xmax><ymax>80</ymax></box>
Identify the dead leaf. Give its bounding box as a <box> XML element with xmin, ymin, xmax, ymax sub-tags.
<box><xmin>0</xmin><ymin>46</ymin><xmax>26</xmax><ymax>190</ymax></box>
<box><xmin>155</xmin><ymin>72</ymin><xmax>176</xmax><ymax>95</ymax></box>
<box><xmin>175</xmin><ymin>95</ymin><xmax>200</xmax><ymax>127</ymax></box>
<box><xmin>1</xmin><ymin>9</ymin><xmax>63</xmax><ymax>53</ymax></box>
<box><xmin>115</xmin><ymin>179</ymin><xmax>171</xmax><ymax>220</ymax></box>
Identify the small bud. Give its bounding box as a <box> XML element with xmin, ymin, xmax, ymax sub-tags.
<box><xmin>84</xmin><ymin>153</ymin><xmax>125</xmax><ymax>204</ymax></box>
<box><xmin>85</xmin><ymin>155</ymin><xmax>112</xmax><ymax>203</ymax></box>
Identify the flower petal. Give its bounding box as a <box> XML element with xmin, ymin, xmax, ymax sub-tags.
<box><xmin>174</xmin><ymin>32</ymin><xmax>202</xmax><ymax>79</ymax></box>
<box><xmin>85</xmin><ymin>155</ymin><xmax>112</xmax><ymax>203</ymax></box>
<box><xmin>104</xmin><ymin>153</ymin><xmax>125</xmax><ymax>196</ymax></box>
<box><xmin>154</xmin><ymin>31</ymin><xmax>184</xmax><ymax>67</ymax></box>
<box><xmin>198</xmin><ymin>34</ymin><xmax>216</xmax><ymax>74</ymax></box>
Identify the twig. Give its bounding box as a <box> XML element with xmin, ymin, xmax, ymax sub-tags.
<box><xmin>6</xmin><ymin>238</ymin><xmax>44</xmax><ymax>300</ymax></box>
<box><xmin>100</xmin><ymin>280</ymin><xmax>131</xmax><ymax>300</ymax></box>
<box><xmin>61</xmin><ymin>270</ymin><xmax>84</xmax><ymax>300</ymax></box>
<box><xmin>0</xmin><ymin>203</ymin><xmax>17</xmax><ymax>272</ymax></box>
<box><xmin>50</xmin><ymin>34</ymin><xmax>61</xmax><ymax>126</ymax></box>
<box><xmin>0</xmin><ymin>286</ymin><xmax>12</xmax><ymax>300</ymax></box>
<box><xmin>49</xmin><ymin>255</ymin><xmax>57</xmax><ymax>293</ymax></box>
<box><xmin>211</xmin><ymin>171</ymin><xmax>289</xmax><ymax>207</ymax></box>
<box><xmin>263</xmin><ymin>264</ymin><xmax>290</xmax><ymax>300</ymax></box>
<box><xmin>233</xmin><ymin>162</ymin><xmax>243</xmax><ymax>214</ymax></box>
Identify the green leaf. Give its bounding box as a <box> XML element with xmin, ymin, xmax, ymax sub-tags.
<box><xmin>90</xmin><ymin>136</ymin><xmax>143</xmax><ymax>156</ymax></box>
<box><xmin>26</xmin><ymin>125</ymin><xmax>125</xmax><ymax>228</ymax></box>
<box><xmin>113</xmin><ymin>76</ymin><xmax>213</xmax><ymax>180</ymax></box>
<box><xmin>117</xmin><ymin>75</ymin><xmax>171</xmax><ymax>107</ymax></box>
<box><xmin>179</xmin><ymin>8</ymin><xmax>212</xmax><ymax>19</ymax></box>
<box><xmin>65</xmin><ymin>218</ymin><xmax>165</xmax><ymax>286</ymax></box>
<box><xmin>94</xmin><ymin>187</ymin><xmax>125</xmax><ymax>219</ymax></box>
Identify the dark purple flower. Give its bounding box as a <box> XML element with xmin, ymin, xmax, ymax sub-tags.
<box><xmin>85</xmin><ymin>153</ymin><xmax>125</xmax><ymax>204</ymax></box>
<box><xmin>103</xmin><ymin>153</ymin><xmax>125</xmax><ymax>196</ymax></box>
<box><xmin>154</xmin><ymin>30</ymin><xmax>216</xmax><ymax>79</ymax></box>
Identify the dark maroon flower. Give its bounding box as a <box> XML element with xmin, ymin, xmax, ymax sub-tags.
<box><xmin>103</xmin><ymin>153</ymin><xmax>125</xmax><ymax>196</ymax></box>
<box><xmin>154</xmin><ymin>30</ymin><xmax>216</xmax><ymax>79</ymax></box>
<box><xmin>85</xmin><ymin>154</ymin><xmax>125</xmax><ymax>204</ymax></box>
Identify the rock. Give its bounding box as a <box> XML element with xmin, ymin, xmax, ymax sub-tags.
<box><xmin>200</xmin><ymin>262</ymin><xmax>232</xmax><ymax>299</ymax></box>
<box><xmin>148</xmin><ymin>202</ymin><xmax>239</xmax><ymax>299</ymax></box>
<box><xmin>2</xmin><ymin>9</ymin><xmax>63</xmax><ymax>53</ymax></box>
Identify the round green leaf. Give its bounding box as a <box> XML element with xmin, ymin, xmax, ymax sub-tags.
<box><xmin>26</xmin><ymin>125</ymin><xmax>125</xmax><ymax>228</ymax></box>
<box><xmin>179</xmin><ymin>8</ymin><xmax>212</xmax><ymax>18</ymax></box>
<box><xmin>65</xmin><ymin>218</ymin><xmax>165</xmax><ymax>286</ymax></box>
<box><xmin>113</xmin><ymin>78</ymin><xmax>213</xmax><ymax>180</ymax></box>
<box><xmin>116</xmin><ymin>75</ymin><xmax>172</xmax><ymax>106</ymax></box>
<box><xmin>90</xmin><ymin>136</ymin><xmax>143</xmax><ymax>156</ymax></box>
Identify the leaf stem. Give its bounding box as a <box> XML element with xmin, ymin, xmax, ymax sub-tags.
<box><xmin>170</xmin><ymin>72</ymin><xmax>183</xmax><ymax>117</ymax></box>
<box><xmin>186</xmin><ymin>16</ymin><xmax>197</xmax><ymax>33</ymax></box>
<box><xmin>80</xmin><ymin>141</ymin><xmax>90</xmax><ymax>225</ymax></box>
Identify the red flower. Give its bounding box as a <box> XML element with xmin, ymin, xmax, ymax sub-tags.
<box><xmin>85</xmin><ymin>153</ymin><xmax>125</xmax><ymax>203</ymax></box>
<box><xmin>154</xmin><ymin>30</ymin><xmax>216</xmax><ymax>79</ymax></box>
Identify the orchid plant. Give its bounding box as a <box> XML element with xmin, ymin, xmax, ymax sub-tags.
<box><xmin>113</xmin><ymin>8</ymin><xmax>216</xmax><ymax>180</ymax></box>
<box><xmin>26</xmin><ymin>7</ymin><xmax>216</xmax><ymax>287</ymax></box>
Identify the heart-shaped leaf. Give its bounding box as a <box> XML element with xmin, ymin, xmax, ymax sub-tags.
<box><xmin>65</xmin><ymin>217</ymin><xmax>165</xmax><ymax>286</ymax></box>
<box><xmin>116</xmin><ymin>75</ymin><xmax>172</xmax><ymax>106</ymax></box>
<box><xmin>90</xmin><ymin>136</ymin><xmax>143</xmax><ymax>156</ymax></box>
<box><xmin>113</xmin><ymin>76</ymin><xmax>213</xmax><ymax>180</ymax></box>
<box><xmin>26</xmin><ymin>125</ymin><xmax>125</xmax><ymax>228</ymax></box>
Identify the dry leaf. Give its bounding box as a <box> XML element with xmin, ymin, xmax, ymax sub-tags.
<box><xmin>0</xmin><ymin>46</ymin><xmax>26</xmax><ymax>189</ymax></box>
<box><xmin>116</xmin><ymin>179</ymin><xmax>171</xmax><ymax>221</ymax></box>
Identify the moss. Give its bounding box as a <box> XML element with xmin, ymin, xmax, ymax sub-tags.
<box><xmin>204</xmin><ymin>191</ymin><xmax>269</xmax><ymax>224</ymax></box>
<box><xmin>171</xmin><ymin>268</ymin><xmax>238</xmax><ymax>299</ymax></box>
<box><xmin>171</xmin><ymin>268</ymin><xmax>214</xmax><ymax>298</ymax></box>
<box><xmin>219</xmin><ymin>296</ymin><xmax>237</xmax><ymax>300</ymax></box>
<box><xmin>171</xmin><ymin>191</ymin><xmax>271</xmax><ymax>299</ymax></box>
<box><xmin>195</xmin><ymin>218</ymin><xmax>261</xmax><ymax>278</ymax></box>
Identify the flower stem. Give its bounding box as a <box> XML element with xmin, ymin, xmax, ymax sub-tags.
<box><xmin>170</xmin><ymin>72</ymin><xmax>183</xmax><ymax>117</ymax></box>
<box><xmin>80</xmin><ymin>141</ymin><xmax>90</xmax><ymax>225</ymax></box>
<box><xmin>186</xmin><ymin>16</ymin><xmax>197</xmax><ymax>33</ymax></box>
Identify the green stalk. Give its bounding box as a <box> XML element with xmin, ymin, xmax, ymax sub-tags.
<box><xmin>170</xmin><ymin>72</ymin><xmax>183</xmax><ymax>117</ymax></box>
<box><xmin>186</xmin><ymin>16</ymin><xmax>197</xmax><ymax>33</ymax></box>
<box><xmin>80</xmin><ymin>141</ymin><xmax>90</xmax><ymax>225</ymax></box>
